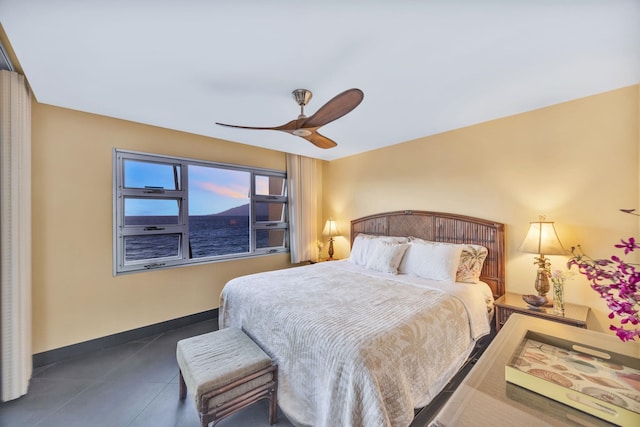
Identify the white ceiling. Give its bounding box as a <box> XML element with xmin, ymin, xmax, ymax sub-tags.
<box><xmin>1</xmin><ymin>0</ymin><xmax>639</xmax><ymax>161</ymax></box>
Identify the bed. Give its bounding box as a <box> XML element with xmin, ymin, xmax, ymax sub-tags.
<box><xmin>219</xmin><ymin>210</ymin><xmax>505</xmax><ymax>427</ymax></box>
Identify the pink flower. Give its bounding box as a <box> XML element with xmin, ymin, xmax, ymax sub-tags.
<box><xmin>614</xmin><ymin>237</ymin><xmax>640</xmax><ymax>255</ymax></box>
<box><xmin>568</xmin><ymin>241</ymin><xmax>640</xmax><ymax>342</ymax></box>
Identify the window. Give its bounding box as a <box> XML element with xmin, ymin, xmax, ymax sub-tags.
<box><xmin>113</xmin><ymin>150</ymin><xmax>288</xmax><ymax>274</ymax></box>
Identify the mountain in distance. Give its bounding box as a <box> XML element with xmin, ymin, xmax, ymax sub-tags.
<box><xmin>210</xmin><ymin>203</ymin><xmax>270</xmax><ymax>217</ymax></box>
<box><xmin>211</xmin><ymin>204</ymin><xmax>248</xmax><ymax>216</ymax></box>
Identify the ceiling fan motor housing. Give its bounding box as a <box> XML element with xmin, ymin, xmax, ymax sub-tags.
<box><xmin>292</xmin><ymin>89</ymin><xmax>312</xmax><ymax>106</ymax></box>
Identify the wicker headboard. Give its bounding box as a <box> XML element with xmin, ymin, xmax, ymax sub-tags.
<box><xmin>351</xmin><ymin>210</ymin><xmax>505</xmax><ymax>298</ymax></box>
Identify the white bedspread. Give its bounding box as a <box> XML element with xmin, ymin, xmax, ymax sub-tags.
<box><xmin>219</xmin><ymin>261</ymin><xmax>492</xmax><ymax>427</ymax></box>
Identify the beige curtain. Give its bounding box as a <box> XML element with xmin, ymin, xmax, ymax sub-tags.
<box><xmin>1</xmin><ymin>70</ymin><xmax>32</xmax><ymax>401</ymax></box>
<box><xmin>286</xmin><ymin>153</ymin><xmax>319</xmax><ymax>263</ymax></box>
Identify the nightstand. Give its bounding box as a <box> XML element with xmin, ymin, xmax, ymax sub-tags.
<box><xmin>494</xmin><ymin>292</ymin><xmax>590</xmax><ymax>331</ymax></box>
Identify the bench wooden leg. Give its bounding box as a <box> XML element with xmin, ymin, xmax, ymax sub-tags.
<box><xmin>269</xmin><ymin>365</ymin><xmax>278</xmax><ymax>425</ymax></box>
<box><xmin>269</xmin><ymin>392</ymin><xmax>277</xmax><ymax>425</ymax></box>
<box><xmin>179</xmin><ymin>370</ymin><xmax>187</xmax><ymax>400</ymax></box>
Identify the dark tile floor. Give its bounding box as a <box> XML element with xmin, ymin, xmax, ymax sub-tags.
<box><xmin>0</xmin><ymin>319</ymin><xmax>293</xmax><ymax>427</ymax></box>
<box><xmin>0</xmin><ymin>320</ymin><xmax>494</xmax><ymax>427</ymax></box>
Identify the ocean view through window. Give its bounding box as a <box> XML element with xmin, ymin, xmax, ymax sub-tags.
<box><xmin>113</xmin><ymin>150</ymin><xmax>288</xmax><ymax>274</ymax></box>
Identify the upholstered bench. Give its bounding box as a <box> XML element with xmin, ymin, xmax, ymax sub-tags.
<box><xmin>176</xmin><ymin>327</ymin><xmax>278</xmax><ymax>427</ymax></box>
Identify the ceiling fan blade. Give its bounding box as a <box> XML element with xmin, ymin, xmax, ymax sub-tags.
<box><xmin>215</xmin><ymin>119</ymin><xmax>299</xmax><ymax>131</ymax></box>
<box><xmin>215</xmin><ymin>122</ymin><xmax>278</xmax><ymax>131</ymax></box>
<box><xmin>302</xmin><ymin>88</ymin><xmax>364</xmax><ymax>128</ymax></box>
<box><xmin>303</xmin><ymin>131</ymin><xmax>338</xmax><ymax>149</ymax></box>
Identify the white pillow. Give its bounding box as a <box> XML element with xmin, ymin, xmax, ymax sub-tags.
<box><xmin>399</xmin><ymin>241</ymin><xmax>463</xmax><ymax>281</ymax></box>
<box><xmin>349</xmin><ymin>234</ymin><xmax>375</xmax><ymax>265</ymax></box>
<box><xmin>349</xmin><ymin>234</ymin><xmax>409</xmax><ymax>266</ymax></box>
<box><xmin>365</xmin><ymin>241</ymin><xmax>409</xmax><ymax>274</ymax></box>
<box><xmin>406</xmin><ymin>237</ymin><xmax>488</xmax><ymax>283</ymax></box>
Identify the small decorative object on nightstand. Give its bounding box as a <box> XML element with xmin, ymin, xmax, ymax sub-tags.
<box><xmin>494</xmin><ymin>292</ymin><xmax>589</xmax><ymax>331</ymax></box>
<box><xmin>521</xmin><ymin>294</ymin><xmax>549</xmax><ymax>309</ymax></box>
<box><xmin>316</xmin><ymin>239</ymin><xmax>324</xmax><ymax>262</ymax></box>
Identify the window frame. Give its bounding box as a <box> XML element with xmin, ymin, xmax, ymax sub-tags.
<box><xmin>113</xmin><ymin>149</ymin><xmax>288</xmax><ymax>275</ymax></box>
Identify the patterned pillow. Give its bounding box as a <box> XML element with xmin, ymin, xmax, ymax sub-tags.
<box><xmin>457</xmin><ymin>244</ymin><xmax>488</xmax><ymax>284</ymax></box>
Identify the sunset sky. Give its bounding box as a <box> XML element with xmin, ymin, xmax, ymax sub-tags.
<box><xmin>123</xmin><ymin>160</ymin><xmax>266</xmax><ymax>216</ymax></box>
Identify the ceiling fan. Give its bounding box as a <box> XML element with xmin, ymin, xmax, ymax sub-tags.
<box><xmin>215</xmin><ymin>88</ymin><xmax>364</xmax><ymax>149</ymax></box>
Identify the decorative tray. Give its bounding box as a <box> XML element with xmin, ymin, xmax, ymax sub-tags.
<box><xmin>505</xmin><ymin>330</ymin><xmax>640</xmax><ymax>426</ymax></box>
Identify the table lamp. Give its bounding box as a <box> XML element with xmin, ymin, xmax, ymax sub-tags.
<box><xmin>519</xmin><ymin>216</ymin><xmax>566</xmax><ymax>297</ymax></box>
<box><xmin>322</xmin><ymin>217</ymin><xmax>340</xmax><ymax>260</ymax></box>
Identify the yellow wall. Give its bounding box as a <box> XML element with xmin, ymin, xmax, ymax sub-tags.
<box><xmin>31</xmin><ymin>85</ymin><xmax>640</xmax><ymax>352</ymax></box>
<box><xmin>323</xmin><ymin>85</ymin><xmax>640</xmax><ymax>334</ymax></box>
<box><xmin>31</xmin><ymin>103</ymin><xmax>292</xmax><ymax>353</ymax></box>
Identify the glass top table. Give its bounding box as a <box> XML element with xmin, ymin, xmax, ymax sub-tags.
<box><xmin>429</xmin><ymin>313</ymin><xmax>639</xmax><ymax>427</ymax></box>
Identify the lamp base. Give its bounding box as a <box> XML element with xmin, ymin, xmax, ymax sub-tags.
<box><xmin>534</xmin><ymin>268</ymin><xmax>550</xmax><ymax>296</ymax></box>
<box><xmin>531</xmin><ymin>254</ymin><xmax>551</xmax><ymax>297</ymax></box>
<box><xmin>327</xmin><ymin>237</ymin><xmax>334</xmax><ymax>260</ymax></box>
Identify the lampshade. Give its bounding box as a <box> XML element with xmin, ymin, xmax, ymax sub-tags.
<box><xmin>322</xmin><ymin>218</ymin><xmax>340</xmax><ymax>237</ymax></box>
<box><xmin>519</xmin><ymin>220</ymin><xmax>566</xmax><ymax>255</ymax></box>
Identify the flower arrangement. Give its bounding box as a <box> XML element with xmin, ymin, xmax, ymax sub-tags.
<box><xmin>549</xmin><ymin>268</ymin><xmax>574</xmax><ymax>315</ymax></box>
<box><xmin>567</xmin><ymin>238</ymin><xmax>640</xmax><ymax>342</ymax></box>
<box><xmin>550</xmin><ymin>268</ymin><xmax>574</xmax><ymax>285</ymax></box>
<box><xmin>316</xmin><ymin>240</ymin><xmax>324</xmax><ymax>260</ymax></box>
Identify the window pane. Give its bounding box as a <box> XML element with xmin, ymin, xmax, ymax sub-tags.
<box><xmin>124</xmin><ymin>198</ymin><xmax>180</xmax><ymax>225</ymax></box>
<box><xmin>188</xmin><ymin>165</ymin><xmax>251</xmax><ymax>258</ymax></box>
<box><xmin>124</xmin><ymin>159</ymin><xmax>181</xmax><ymax>190</ymax></box>
<box><xmin>255</xmin><ymin>202</ymin><xmax>287</xmax><ymax>222</ymax></box>
<box><xmin>255</xmin><ymin>175</ymin><xmax>285</xmax><ymax>196</ymax></box>
<box><xmin>256</xmin><ymin>229</ymin><xmax>286</xmax><ymax>249</ymax></box>
<box><xmin>124</xmin><ymin>234</ymin><xmax>181</xmax><ymax>261</ymax></box>
<box><xmin>189</xmin><ymin>215</ymin><xmax>249</xmax><ymax>258</ymax></box>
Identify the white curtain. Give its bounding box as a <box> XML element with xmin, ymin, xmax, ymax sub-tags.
<box><xmin>1</xmin><ymin>70</ymin><xmax>32</xmax><ymax>402</ymax></box>
<box><xmin>286</xmin><ymin>153</ymin><xmax>319</xmax><ymax>263</ymax></box>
